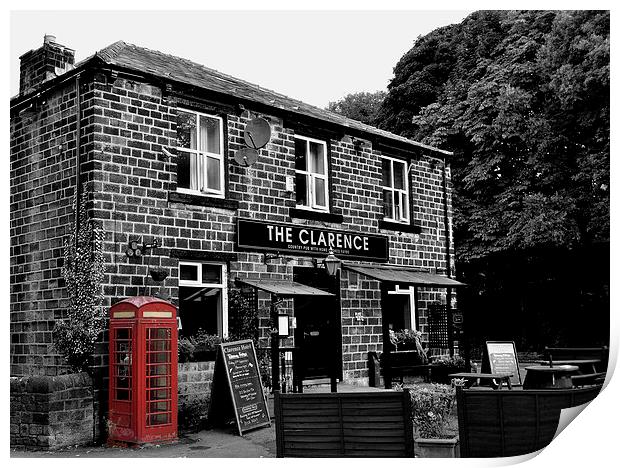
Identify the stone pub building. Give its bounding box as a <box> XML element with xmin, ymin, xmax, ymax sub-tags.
<box><xmin>10</xmin><ymin>36</ymin><xmax>462</xmax><ymax>448</ymax></box>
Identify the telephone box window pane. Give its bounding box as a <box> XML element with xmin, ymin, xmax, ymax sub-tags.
<box><xmin>148</xmin><ymin>414</ymin><xmax>170</xmax><ymax>426</ymax></box>
<box><xmin>207</xmin><ymin>156</ymin><xmax>221</xmax><ymax>191</ymax></box>
<box><xmin>176</xmin><ymin>111</ymin><xmax>197</xmax><ymax>149</ymax></box>
<box><xmin>115</xmin><ymin>328</ymin><xmax>131</xmax><ymax>340</ymax></box>
<box><xmin>295</xmin><ymin>139</ymin><xmax>307</xmax><ymax>170</ymax></box>
<box><xmin>180</xmin><ymin>264</ymin><xmax>198</xmax><ymax>282</ymax></box>
<box><xmin>116</xmin><ymin>389</ymin><xmax>130</xmax><ymax>400</ymax></box>
<box><xmin>149</xmin><ymin>389</ymin><xmax>169</xmax><ymax>401</ymax></box>
<box><xmin>202</xmin><ymin>264</ymin><xmax>221</xmax><ymax>284</ymax></box>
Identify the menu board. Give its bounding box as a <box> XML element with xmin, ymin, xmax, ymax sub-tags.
<box><xmin>217</xmin><ymin>339</ymin><xmax>271</xmax><ymax>435</ymax></box>
<box><xmin>485</xmin><ymin>341</ymin><xmax>522</xmax><ymax>386</ymax></box>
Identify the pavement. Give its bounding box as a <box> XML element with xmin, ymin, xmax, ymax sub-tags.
<box><xmin>11</xmin><ymin>383</ymin><xmax>386</xmax><ymax>458</ymax></box>
<box><xmin>11</xmin><ymin>425</ymin><xmax>277</xmax><ymax>458</ymax></box>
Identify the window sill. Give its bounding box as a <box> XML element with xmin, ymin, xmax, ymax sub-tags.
<box><xmin>169</xmin><ymin>191</ymin><xmax>239</xmax><ymax>210</ymax></box>
<box><xmin>378</xmin><ymin>219</ymin><xmax>422</xmax><ymax>234</ymax></box>
<box><xmin>290</xmin><ymin>208</ymin><xmax>343</xmax><ymax>224</ymax></box>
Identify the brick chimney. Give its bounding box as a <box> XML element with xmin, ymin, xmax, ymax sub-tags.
<box><xmin>19</xmin><ymin>35</ymin><xmax>75</xmax><ymax>95</ymax></box>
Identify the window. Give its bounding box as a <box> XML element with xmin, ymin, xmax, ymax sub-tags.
<box><xmin>385</xmin><ymin>285</ymin><xmax>417</xmax><ymax>332</ymax></box>
<box><xmin>178</xmin><ymin>262</ymin><xmax>228</xmax><ymax>338</ymax></box>
<box><xmin>381</xmin><ymin>157</ymin><xmax>409</xmax><ymax>223</ymax></box>
<box><xmin>175</xmin><ymin>109</ymin><xmax>225</xmax><ymax>197</ymax></box>
<box><xmin>295</xmin><ymin>135</ymin><xmax>329</xmax><ymax>211</ymax></box>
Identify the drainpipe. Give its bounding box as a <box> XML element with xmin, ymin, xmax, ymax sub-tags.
<box><xmin>441</xmin><ymin>156</ymin><xmax>454</xmax><ymax>357</ymax></box>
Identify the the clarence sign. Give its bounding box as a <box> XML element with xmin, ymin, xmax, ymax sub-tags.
<box><xmin>237</xmin><ymin>218</ymin><xmax>389</xmax><ymax>262</ymax></box>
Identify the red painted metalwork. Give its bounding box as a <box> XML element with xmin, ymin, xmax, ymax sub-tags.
<box><xmin>108</xmin><ymin>296</ymin><xmax>178</xmax><ymax>444</ymax></box>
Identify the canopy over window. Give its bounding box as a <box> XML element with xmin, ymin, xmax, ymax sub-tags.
<box><xmin>344</xmin><ymin>264</ymin><xmax>465</xmax><ymax>287</ymax></box>
<box><xmin>235</xmin><ymin>278</ymin><xmax>335</xmax><ymax>297</ymax></box>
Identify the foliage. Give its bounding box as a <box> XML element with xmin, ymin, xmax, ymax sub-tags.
<box><xmin>178</xmin><ymin>329</ymin><xmax>227</xmax><ymax>362</ymax></box>
<box><xmin>53</xmin><ymin>189</ymin><xmax>106</xmax><ymax>373</ymax></box>
<box><xmin>390</xmin><ymin>329</ymin><xmax>428</xmax><ymax>363</ymax></box>
<box><xmin>430</xmin><ymin>355</ymin><xmax>466</xmax><ymax>369</ymax></box>
<box><xmin>409</xmin><ymin>384</ymin><xmax>456</xmax><ymax>439</ymax></box>
<box><xmin>327</xmin><ymin>90</ymin><xmax>387</xmax><ymax>125</ymax></box>
<box><xmin>377</xmin><ymin>10</ymin><xmax>609</xmax><ymax>260</ymax></box>
<box><xmin>228</xmin><ymin>288</ymin><xmax>258</xmax><ymax>342</ymax></box>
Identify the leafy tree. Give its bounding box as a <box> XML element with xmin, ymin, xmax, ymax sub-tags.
<box><xmin>378</xmin><ymin>10</ymin><xmax>609</xmax><ymax>261</ymax></box>
<box><xmin>327</xmin><ymin>91</ymin><xmax>386</xmax><ymax>125</ymax></box>
<box><xmin>377</xmin><ymin>11</ymin><xmax>609</xmax><ymax>348</ymax></box>
<box><xmin>53</xmin><ymin>189</ymin><xmax>106</xmax><ymax>373</ymax></box>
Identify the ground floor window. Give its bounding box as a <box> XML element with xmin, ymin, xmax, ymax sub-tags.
<box><xmin>385</xmin><ymin>284</ymin><xmax>417</xmax><ymax>331</ymax></box>
<box><xmin>178</xmin><ymin>261</ymin><xmax>228</xmax><ymax>338</ymax></box>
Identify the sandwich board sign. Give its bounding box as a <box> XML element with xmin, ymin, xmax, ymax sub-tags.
<box><xmin>482</xmin><ymin>341</ymin><xmax>523</xmax><ymax>386</ymax></box>
<box><xmin>208</xmin><ymin>339</ymin><xmax>271</xmax><ymax>435</ymax></box>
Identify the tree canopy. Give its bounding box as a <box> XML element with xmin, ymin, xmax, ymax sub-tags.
<box><xmin>327</xmin><ymin>91</ymin><xmax>386</xmax><ymax>126</ymax></box>
<box><xmin>377</xmin><ymin>10</ymin><xmax>609</xmax><ymax>262</ymax></box>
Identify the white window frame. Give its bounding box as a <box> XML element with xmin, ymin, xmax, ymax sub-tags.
<box><xmin>175</xmin><ymin>108</ymin><xmax>225</xmax><ymax>198</ymax></box>
<box><xmin>387</xmin><ymin>285</ymin><xmax>417</xmax><ymax>330</ymax></box>
<box><xmin>381</xmin><ymin>156</ymin><xmax>410</xmax><ymax>223</ymax></box>
<box><xmin>178</xmin><ymin>261</ymin><xmax>228</xmax><ymax>338</ymax></box>
<box><xmin>294</xmin><ymin>135</ymin><xmax>329</xmax><ymax>212</ymax></box>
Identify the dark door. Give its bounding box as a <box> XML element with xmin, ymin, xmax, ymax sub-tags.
<box><xmin>293</xmin><ymin>267</ymin><xmax>341</xmax><ymax>380</ymax></box>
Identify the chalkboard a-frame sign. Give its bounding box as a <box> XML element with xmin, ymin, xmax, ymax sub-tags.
<box><xmin>482</xmin><ymin>341</ymin><xmax>523</xmax><ymax>386</ymax></box>
<box><xmin>208</xmin><ymin>339</ymin><xmax>271</xmax><ymax>435</ymax></box>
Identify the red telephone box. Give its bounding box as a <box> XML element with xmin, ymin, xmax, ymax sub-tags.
<box><xmin>108</xmin><ymin>296</ymin><xmax>178</xmax><ymax>444</ymax></box>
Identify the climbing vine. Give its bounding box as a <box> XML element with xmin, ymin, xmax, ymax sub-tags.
<box><xmin>53</xmin><ymin>188</ymin><xmax>106</xmax><ymax>373</ymax></box>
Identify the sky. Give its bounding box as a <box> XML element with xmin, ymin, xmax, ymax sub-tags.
<box><xmin>10</xmin><ymin>10</ymin><xmax>472</xmax><ymax>108</ymax></box>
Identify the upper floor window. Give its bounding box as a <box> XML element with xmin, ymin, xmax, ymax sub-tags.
<box><xmin>295</xmin><ymin>135</ymin><xmax>329</xmax><ymax>211</ymax></box>
<box><xmin>382</xmin><ymin>156</ymin><xmax>409</xmax><ymax>223</ymax></box>
<box><xmin>176</xmin><ymin>109</ymin><xmax>224</xmax><ymax>198</ymax></box>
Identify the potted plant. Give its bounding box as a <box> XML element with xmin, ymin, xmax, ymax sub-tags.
<box><xmin>390</xmin><ymin>329</ymin><xmax>429</xmax><ymax>363</ymax></box>
<box><xmin>410</xmin><ymin>383</ymin><xmax>459</xmax><ymax>457</ymax></box>
<box><xmin>429</xmin><ymin>355</ymin><xmax>467</xmax><ymax>384</ymax></box>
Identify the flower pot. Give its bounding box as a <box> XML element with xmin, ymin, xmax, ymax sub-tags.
<box><xmin>414</xmin><ymin>437</ymin><xmax>460</xmax><ymax>458</ymax></box>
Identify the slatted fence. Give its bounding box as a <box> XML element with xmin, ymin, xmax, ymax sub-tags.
<box><xmin>457</xmin><ymin>384</ymin><xmax>603</xmax><ymax>457</ymax></box>
<box><xmin>274</xmin><ymin>390</ymin><xmax>414</xmax><ymax>457</ymax></box>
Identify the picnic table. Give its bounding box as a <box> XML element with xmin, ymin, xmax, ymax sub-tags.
<box><xmin>523</xmin><ymin>365</ymin><xmax>578</xmax><ymax>389</ymax></box>
<box><xmin>448</xmin><ymin>372</ymin><xmax>514</xmax><ymax>389</ymax></box>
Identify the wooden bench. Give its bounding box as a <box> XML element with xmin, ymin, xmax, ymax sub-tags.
<box><xmin>274</xmin><ymin>390</ymin><xmax>414</xmax><ymax>457</ymax></box>
<box><xmin>456</xmin><ymin>384</ymin><xmax>603</xmax><ymax>457</ymax></box>
<box><xmin>449</xmin><ymin>372</ymin><xmax>513</xmax><ymax>389</ymax></box>
<box><xmin>380</xmin><ymin>350</ymin><xmax>431</xmax><ymax>385</ymax></box>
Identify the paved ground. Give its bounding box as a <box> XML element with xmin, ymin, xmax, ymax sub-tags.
<box><xmin>11</xmin><ymin>425</ymin><xmax>277</xmax><ymax>458</ymax></box>
<box><xmin>11</xmin><ymin>383</ymin><xmax>382</xmax><ymax>458</ymax></box>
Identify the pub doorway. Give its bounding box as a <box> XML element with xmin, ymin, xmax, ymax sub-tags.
<box><xmin>293</xmin><ymin>266</ymin><xmax>341</xmax><ymax>381</ymax></box>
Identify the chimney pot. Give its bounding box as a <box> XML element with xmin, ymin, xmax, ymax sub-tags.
<box><xmin>19</xmin><ymin>35</ymin><xmax>74</xmax><ymax>95</ymax></box>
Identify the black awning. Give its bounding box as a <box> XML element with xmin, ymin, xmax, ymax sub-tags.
<box><xmin>235</xmin><ymin>278</ymin><xmax>335</xmax><ymax>297</ymax></box>
<box><xmin>344</xmin><ymin>264</ymin><xmax>466</xmax><ymax>287</ymax></box>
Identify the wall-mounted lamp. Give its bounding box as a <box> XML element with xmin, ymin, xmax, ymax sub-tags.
<box><xmin>264</xmin><ymin>252</ymin><xmax>281</xmax><ymax>264</ymax></box>
<box><xmin>312</xmin><ymin>249</ymin><xmax>342</xmax><ymax>277</ymax></box>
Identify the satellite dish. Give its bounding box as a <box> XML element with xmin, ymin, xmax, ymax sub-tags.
<box><xmin>243</xmin><ymin>117</ymin><xmax>271</xmax><ymax>149</ymax></box>
<box><xmin>234</xmin><ymin>147</ymin><xmax>259</xmax><ymax>167</ymax></box>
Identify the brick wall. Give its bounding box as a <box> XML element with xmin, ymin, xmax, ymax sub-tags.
<box><xmin>10</xmin><ymin>373</ymin><xmax>94</xmax><ymax>450</ymax></box>
<box><xmin>11</xmin><ymin>73</ymin><xmax>455</xmax><ymax>386</ymax></box>
<box><xmin>10</xmin><ymin>80</ymin><xmax>83</xmax><ymax>377</ymax></box>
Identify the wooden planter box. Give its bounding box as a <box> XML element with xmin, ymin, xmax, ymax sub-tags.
<box><xmin>415</xmin><ymin>437</ymin><xmax>460</xmax><ymax>458</ymax></box>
